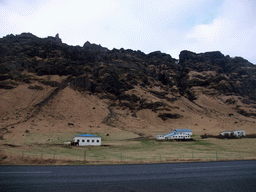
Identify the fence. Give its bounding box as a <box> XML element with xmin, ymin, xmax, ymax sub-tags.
<box><xmin>18</xmin><ymin>149</ymin><xmax>253</xmax><ymax>164</ymax></box>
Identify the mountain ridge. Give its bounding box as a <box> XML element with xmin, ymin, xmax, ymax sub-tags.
<box><xmin>0</xmin><ymin>33</ymin><xmax>255</xmax><ymax>142</ymax></box>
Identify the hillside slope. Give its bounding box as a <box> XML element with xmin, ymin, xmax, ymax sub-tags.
<box><xmin>0</xmin><ymin>33</ymin><xmax>256</xmax><ymax>143</ymax></box>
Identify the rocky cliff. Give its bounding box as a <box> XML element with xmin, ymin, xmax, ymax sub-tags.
<box><xmin>0</xmin><ymin>33</ymin><xmax>255</xmax><ymax>138</ymax></box>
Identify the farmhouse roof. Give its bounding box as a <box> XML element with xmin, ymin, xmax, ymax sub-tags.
<box><xmin>74</xmin><ymin>134</ymin><xmax>100</xmax><ymax>137</ymax></box>
<box><xmin>165</xmin><ymin>129</ymin><xmax>191</xmax><ymax>137</ymax></box>
<box><xmin>175</xmin><ymin>129</ymin><xmax>192</xmax><ymax>132</ymax></box>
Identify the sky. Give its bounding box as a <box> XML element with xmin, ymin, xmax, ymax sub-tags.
<box><xmin>0</xmin><ymin>0</ymin><xmax>256</xmax><ymax>64</ymax></box>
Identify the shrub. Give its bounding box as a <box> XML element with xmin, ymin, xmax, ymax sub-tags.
<box><xmin>158</xmin><ymin>113</ymin><xmax>181</xmax><ymax>121</ymax></box>
<box><xmin>41</xmin><ymin>80</ymin><xmax>60</xmax><ymax>87</ymax></box>
<box><xmin>28</xmin><ymin>85</ymin><xmax>44</xmax><ymax>90</ymax></box>
<box><xmin>225</xmin><ymin>98</ymin><xmax>237</xmax><ymax>104</ymax></box>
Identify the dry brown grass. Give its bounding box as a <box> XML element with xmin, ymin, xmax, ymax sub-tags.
<box><xmin>1</xmin><ymin>83</ymin><xmax>256</xmax><ymax>165</ymax></box>
<box><xmin>1</xmin><ymin>133</ymin><xmax>256</xmax><ymax>165</ymax></box>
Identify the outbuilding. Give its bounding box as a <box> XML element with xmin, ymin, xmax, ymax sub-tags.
<box><xmin>220</xmin><ymin>130</ymin><xmax>245</xmax><ymax>137</ymax></box>
<box><xmin>73</xmin><ymin>134</ymin><xmax>101</xmax><ymax>146</ymax></box>
<box><xmin>156</xmin><ymin>135</ymin><xmax>166</xmax><ymax>140</ymax></box>
<box><xmin>232</xmin><ymin>130</ymin><xmax>245</xmax><ymax>137</ymax></box>
<box><xmin>220</xmin><ymin>131</ymin><xmax>232</xmax><ymax>136</ymax></box>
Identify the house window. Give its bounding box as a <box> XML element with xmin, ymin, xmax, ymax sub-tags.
<box><xmin>97</xmin><ymin>140</ymin><xmax>99</xmax><ymax>143</ymax></box>
<box><xmin>92</xmin><ymin>140</ymin><xmax>94</xmax><ymax>143</ymax></box>
<box><xmin>77</xmin><ymin>139</ymin><xmax>80</xmax><ymax>142</ymax></box>
<box><xmin>87</xmin><ymin>140</ymin><xmax>90</xmax><ymax>142</ymax></box>
<box><xmin>82</xmin><ymin>140</ymin><xmax>85</xmax><ymax>142</ymax></box>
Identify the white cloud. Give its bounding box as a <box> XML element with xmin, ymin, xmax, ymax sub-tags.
<box><xmin>182</xmin><ymin>0</ymin><xmax>256</xmax><ymax>63</ymax></box>
<box><xmin>0</xmin><ymin>0</ymin><xmax>255</xmax><ymax>63</ymax></box>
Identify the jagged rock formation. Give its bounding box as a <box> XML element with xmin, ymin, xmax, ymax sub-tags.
<box><xmin>1</xmin><ymin>33</ymin><xmax>255</xmax><ymax>101</ymax></box>
<box><xmin>83</xmin><ymin>41</ymin><xmax>108</xmax><ymax>52</ymax></box>
<box><xmin>180</xmin><ymin>50</ymin><xmax>256</xmax><ymax>100</ymax></box>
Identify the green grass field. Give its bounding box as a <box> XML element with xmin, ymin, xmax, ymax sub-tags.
<box><xmin>1</xmin><ymin>131</ymin><xmax>256</xmax><ymax>165</ymax></box>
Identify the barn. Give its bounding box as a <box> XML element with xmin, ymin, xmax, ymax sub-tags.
<box><xmin>73</xmin><ymin>134</ymin><xmax>101</xmax><ymax>146</ymax></box>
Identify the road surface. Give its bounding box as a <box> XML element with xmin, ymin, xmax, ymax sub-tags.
<box><xmin>0</xmin><ymin>160</ymin><xmax>255</xmax><ymax>192</ymax></box>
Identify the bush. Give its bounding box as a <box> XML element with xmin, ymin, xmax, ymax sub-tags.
<box><xmin>158</xmin><ymin>113</ymin><xmax>181</xmax><ymax>121</ymax></box>
<box><xmin>225</xmin><ymin>98</ymin><xmax>237</xmax><ymax>104</ymax></box>
<box><xmin>41</xmin><ymin>80</ymin><xmax>60</xmax><ymax>87</ymax></box>
<box><xmin>28</xmin><ymin>85</ymin><xmax>44</xmax><ymax>90</ymax></box>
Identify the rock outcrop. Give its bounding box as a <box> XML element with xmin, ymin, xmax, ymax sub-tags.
<box><xmin>0</xmin><ymin>33</ymin><xmax>255</xmax><ymax>102</ymax></box>
<box><xmin>83</xmin><ymin>41</ymin><xmax>108</xmax><ymax>52</ymax></box>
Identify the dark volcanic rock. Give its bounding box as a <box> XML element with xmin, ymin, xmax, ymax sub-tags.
<box><xmin>83</xmin><ymin>41</ymin><xmax>108</xmax><ymax>52</ymax></box>
<box><xmin>0</xmin><ymin>33</ymin><xmax>256</xmax><ymax>103</ymax></box>
<box><xmin>158</xmin><ymin>113</ymin><xmax>182</xmax><ymax>121</ymax></box>
<box><xmin>179</xmin><ymin>50</ymin><xmax>256</xmax><ymax>100</ymax></box>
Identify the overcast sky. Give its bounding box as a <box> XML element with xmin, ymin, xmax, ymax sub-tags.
<box><xmin>0</xmin><ymin>0</ymin><xmax>255</xmax><ymax>63</ymax></box>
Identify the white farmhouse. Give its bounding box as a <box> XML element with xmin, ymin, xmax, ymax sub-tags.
<box><xmin>73</xmin><ymin>134</ymin><xmax>101</xmax><ymax>146</ymax></box>
<box><xmin>156</xmin><ymin>129</ymin><xmax>192</xmax><ymax>140</ymax></box>
<box><xmin>165</xmin><ymin>129</ymin><xmax>192</xmax><ymax>139</ymax></box>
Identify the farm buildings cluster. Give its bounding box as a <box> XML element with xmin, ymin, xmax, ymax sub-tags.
<box><xmin>156</xmin><ymin>129</ymin><xmax>246</xmax><ymax>141</ymax></box>
<box><xmin>64</xmin><ymin>129</ymin><xmax>246</xmax><ymax>146</ymax></box>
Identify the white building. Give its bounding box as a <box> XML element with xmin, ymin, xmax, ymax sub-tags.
<box><xmin>220</xmin><ymin>131</ymin><xmax>232</xmax><ymax>136</ymax></box>
<box><xmin>220</xmin><ymin>130</ymin><xmax>245</xmax><ymax>137</ymax></box>
<box><xmin>232</xmin><ymin>130</ymin><xmax>246</xmax><ymax>137</ymax></box>
<box><xmin>73</xmin><ymin>134</ymin><xmax>101</xmax><ymax>146</ymax></box>
<box><xmin>156</xmin><ymin>135</ymin><xmax>166</xmax><ymax>140</ymax></box>
<box><xmin>165</xmin><ymin>132</ymin><xmax>191</xmax><ymax>139</ymax></box>
<box><xmin>156</xmin><ymin>129</ymin><xmax>192</xmax><ymax>140</ymax></box>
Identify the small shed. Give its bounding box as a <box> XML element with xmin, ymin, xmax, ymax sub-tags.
<box><xmin>232</xmin><ymin>130</ymin><xmax>245</xmax><ymax>137</ymax></box>
<box><xmin>156</xmin><ymin>135</ymin><xmax>166</xmax><ymax>140</ymax></box>
<box><xmin>73</xmin><ymin>134</ymin><xmax>101</xmax><ymax>146</ymax></box>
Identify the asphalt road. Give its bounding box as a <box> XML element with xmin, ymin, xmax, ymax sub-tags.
<box><xmin>0</xmin><ymin>160</ymin><xmax>255</xmax><ymax>192</ymax></box>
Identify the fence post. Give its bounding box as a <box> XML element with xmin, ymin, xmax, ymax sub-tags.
<box><xmin>84</xmin><ymin>151</ymin><xmax>86</xmax><ymax>163</ymax></box>
<box><xmin>41</xmin><ymin>149</ymin><xmax>43</xmax><ymax>160</ymax></box>
<box><xmin>53</xmin><ymin>150</ymin><xmax>56</xmax><ymax>159</ymax></box>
